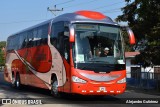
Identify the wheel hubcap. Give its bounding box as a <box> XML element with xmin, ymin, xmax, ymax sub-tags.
<box><xmin>52</xmin><ymin>81</ymin><xmax>58</xmax><ymax>95</ymax></box>
<box><xmin>12</xmin><ymin>77</ymin><xmax>15</xmax><ymax>85</ymax></box>
<box><xmin>16</xmin><ymin>78</ymin><xmax>20</xmax><ymax>87</ymax></box>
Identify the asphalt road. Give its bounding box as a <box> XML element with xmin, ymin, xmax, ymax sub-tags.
<box><xmin>0</xmin><ymin>71</ymin><xmax>160</xmax><ymax>107</ymax></box>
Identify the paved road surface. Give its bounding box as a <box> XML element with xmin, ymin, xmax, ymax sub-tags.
<box><xmin>0</xmin><ymin>71</ymin><xmax>160</xmax><ymax>107</ymax></box>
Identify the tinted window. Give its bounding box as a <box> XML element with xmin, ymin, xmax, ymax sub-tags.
<box><xmin>32</xmin><ymin>28</ymin><xmax>38</xmax><ymax>46</ymax></box>
<box><xmin>21</xmin><ymin>32</ymin><xmax>27</xmax><ymax>49</ymax></box>
<box><xmin>37</xmin><ymin>24</ymin><xmax>49</xmax><ymax>45</ymax></box>
<box><xmin>27</xmin><ymin>30</ymin><xmax>33</xmax><ymax>47</ymax></box>
<box><xmin>50</xmin><ymin>22</ymin><xmax>64</xmax><ymax>48</ymax></box>
<box><xmin>64</xmin><ymin>37</ymin><xmax>70</xmax><ymax>63</ymax></box>
<box><xmin>7</xmin><ymin>23</ymin><xmax>49</xmax><ymax>51</ymax></box>
<box><xmin>50</xmin><ymin>21</ymin><xmax>70</xmax><ymax>62</ymax></box>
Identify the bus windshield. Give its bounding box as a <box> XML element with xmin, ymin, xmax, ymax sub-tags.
<box><xmin>72</xmin><ymin>23</ymin><xmax>125</xmax><ymax>71</ymax></box>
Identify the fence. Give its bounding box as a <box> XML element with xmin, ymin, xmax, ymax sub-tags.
<box><xmin>127</xmin><ymin>71</ymin><xmax>160</xmax><ymax>91</ymax></box>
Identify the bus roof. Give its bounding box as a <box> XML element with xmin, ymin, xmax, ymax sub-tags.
<box><xmin>53</xmin><ymin>10</ymin><xmax>117</xmax><ymax>25</ymax></box>
<box><xmin>7</xmin><ymin>10</ymin><xmax>118</xmax><ymax>39</ymax></box>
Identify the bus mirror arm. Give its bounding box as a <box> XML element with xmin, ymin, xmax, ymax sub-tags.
<box><xmin>121</xmin><ymin>26</ymin><xmax>136</xmax><ymax>45</ymax></box>
<box><xmin>69</xmin><ymin>25</ymin><xmax>75</xmax><ymax>43</ymax></box>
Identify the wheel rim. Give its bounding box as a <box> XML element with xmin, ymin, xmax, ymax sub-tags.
<box><xmin>16</xmin><ymin>76</ymin><xmax>20</xmax><ymax>87</ymax></box>
<box><xmin>12</xmin><ymin>76</ymin><xmax>15</xmax><ymax>85</ymax></box>
<box><xmin>52</xmin><ymin>80</ymin><xmax>58</xmax><ymax>95</ymax></box>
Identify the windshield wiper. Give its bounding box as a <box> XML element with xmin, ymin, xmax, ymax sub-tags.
<box><xmin>80</xmin><ymin>60</ymin><xmax>111</xmax><ymax>70</ymax></box>
<box><xmin>87</xmin><ymin>60</ymin><xmax>110</xmax><ymax>64</ymax></box>
<box><xmin>80</xmin><ymin>63</ymin><xmax>94</xmax><ymax>70</ymax></box>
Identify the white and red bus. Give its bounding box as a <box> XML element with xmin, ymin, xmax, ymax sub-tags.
<box><xmin>4</xmin><ymin>10</ymin><xmax>135</xmax><ymax>97</ymax></box>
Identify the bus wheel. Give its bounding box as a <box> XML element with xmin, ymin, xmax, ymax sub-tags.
<box><xmin>51</xmin><ymin>78</ymin><xmax>60</xmax><ymax>97</ymax></box>
<box><xmin>15</xmin><ymin>74</ymin><xmax>21</xmax><ymax>89</ymax></box>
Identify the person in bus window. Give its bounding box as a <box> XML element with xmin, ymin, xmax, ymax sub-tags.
<box><xmin>100</xmin><ymin>47</ymin><xmax>109</xmax><ymax>57</ymax></box>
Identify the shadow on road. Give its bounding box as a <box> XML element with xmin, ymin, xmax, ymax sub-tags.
<box><xmin>17</xmin><ymin>85</ymin><xmax>121</xmax><ymax>104</ymax></box>
<box><xmin>0</xmin><ymin>71</ymin><xmax>120</xmax><ymax>103</ymax></box>
<box><xmin>127</xmin><ymin>86</ymin><xmax>160</xmax><ymax>96</ymax></box>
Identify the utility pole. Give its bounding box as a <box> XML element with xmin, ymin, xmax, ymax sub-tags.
<box><xmin>47</xmin><ymin>5</ymin><xmax>63</xmax><ymax>16</ymax></box>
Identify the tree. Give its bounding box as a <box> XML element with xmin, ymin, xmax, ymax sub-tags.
<box><xmin>0</xmin><ymin>49</ymin><xmax>5</xmax><ymax>66</ymax></box>
<box><xmin>122</xmin><ymin>30</ymin><xmax>133</xmax><ymax>52</ymax></box>
<box><xmin>116</xmin><ymin>0</ymin><xmax>160</xmax><ymax>66</ymax></box>
<box><xmin>0</xmin><ymin>41</ymin><xmax>6</xmax><ymax>66</ymax></box>
<box><xmin>0</xmin><ymin>41</ymin><xmax>6</xmax><ymax>48</ymax></box>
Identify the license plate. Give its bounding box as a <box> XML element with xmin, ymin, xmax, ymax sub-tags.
<box><xmin>99</xmin><ymin>87</ymin><xmax>106</xmax><ymax>91</ymax></box>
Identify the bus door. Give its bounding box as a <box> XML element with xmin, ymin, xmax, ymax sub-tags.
<box><xmin>58</xmin><ymin>35</ymin><xmax>67</xmax><ymax>89</ymax></box>
<box><xmin>62</xmin><ymin>37</ymin><xmax>70</xmax><ymax>92</ymax></box>
<box><xmin>50</xmin><ymin>22</ymin><xmax>70</xmax><ymax>92</ymax></box>
<box><xmin>58</xmin><ymin>23</ymin><xmax>70</xmax><ymax>92</ymax></box>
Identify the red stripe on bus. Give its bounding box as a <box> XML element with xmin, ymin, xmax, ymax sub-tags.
<box><xmin>75</xmin><ymin>10</ymin><xmax>106</xmax><ymax>20</ymax></box>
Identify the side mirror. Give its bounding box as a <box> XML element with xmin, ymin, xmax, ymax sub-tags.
<box><xmin>69</xmin><ymin>25</ymin><xmax>75</xmax><ymax>42</ymax></box>
<box><xmin>126</xmin><ymin>27</ymin><xmax>136</xmax><ymax>45</ymax></box>
<box><xmin>121</xmin><ymin>26</ymin><xmax>136</xmax><ymax>45</ymax></box>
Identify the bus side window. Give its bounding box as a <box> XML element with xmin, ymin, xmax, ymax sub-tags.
<box><xmin>58</xmin><ymin>33</ymin><xmax>64</xmax><ymax>55</ymax></box>
<box><xmin>33</xmin><ymin>28</ymin><xmax>38</xmax><ymax>46</ymax></box>
<box><xmin>58</xmin><ymin>34</ymin><xmax>70</xmax><ymax>63</ymax></box>
<box><xmin>64</xmin><ymin>38</ymin><xmax>70</xmax><ymax>63</ymax></box>
<box><xmin>40</xmin><ymin>24</ymin><xmax>48</xmax><ymax>45</ymax></box>
<box><xmin>37</xmin><ymin>27</ymin><xmax>41</xmax><ymax>46</ymax></box>
<box><xmin>64</xmin><ymin>26</ymin><xmax>70</xmax><ymax>62</ymax></box>
<box><xmin>21</xmin><ymin>32</ymin><xmax>27</xmax><ymax>49</ymax></box>
<box><xmin>14</xmin><ymin>35</ymin><xmax>19</xmax><ymax>50</ymax></box>
<box><xmin>51</xmin><ymin>21</ymin><xmax>64</xmax><ymax>49</ymax></box>
<box><xmin>6</xmin><ymin>39</ymin><xmax>10</xmax><ymax>51</ymax></box>
<box><xmin>50</xmin><ymin>21</ymin><xmax>70</xmax><ymax>63</ymax></box>
<box><xmin>27</xmin><ymin>30</ymin><xmax>33</xmax><ymax>48</ymax></box>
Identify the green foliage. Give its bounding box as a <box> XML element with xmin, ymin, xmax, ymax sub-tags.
<box><xmin>116</xmin><ymin>0</ymin><xmax>160</xmax><ymax>66</ymax></box>
<box><xmin>0</xmin><ymin>41</ymin><xmax>6</xmax><ymax>49</ymax></box>
<box><xmin>122</xmin><ymin>31</ymin><xmax>133</xmax><ymax>52</ymax></box>
<box><xmin>0</xmin><ymin>50</ymin><xmax>5</xmax><ymax>66</ymax></box>
<box><xmin>0</xmin><ymin>41</ymin><xmax>6</xmax><ymax>66</ymax></box>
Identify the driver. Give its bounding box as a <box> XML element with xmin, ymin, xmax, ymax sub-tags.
<box><xmin>100</xmin><ymin>47</ymin><xmax>109</xmax><ymax>57</ymax></box>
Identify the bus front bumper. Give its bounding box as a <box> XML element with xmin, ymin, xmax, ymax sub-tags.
<box><xmin>71</xmin><ymin>82</ymin><xmax>126</xmax><ymax>95</ymax></box>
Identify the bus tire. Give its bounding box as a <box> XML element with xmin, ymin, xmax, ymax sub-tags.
<box><xmin>15</xmin><ymin>73</ymin><xmax>21</xmax><ymax>89</ymax></box>
<box><xmin>51</xmin><ymin>77</ymin><xmax>60</xmax><ymax>98</ymax></box>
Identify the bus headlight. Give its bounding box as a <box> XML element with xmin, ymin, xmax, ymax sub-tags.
<box><xmin>72</xmin><ymin>76</ymin><xmax>87</xmax><ymax>83</ymax></box>
<box><xmin>117</xmin><ymin>78</ymin><xmax>126</xmax><ymax>84</ymax></box>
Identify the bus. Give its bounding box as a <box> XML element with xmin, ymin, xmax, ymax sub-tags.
<box><xmin>4</xmin><ymin>10</ymin><xmax>135</xmax><ymax>97</ymax></box>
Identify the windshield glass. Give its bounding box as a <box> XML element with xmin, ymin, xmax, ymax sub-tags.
<box><xmin>73</xmin><ymin>23</ymin><xmax>124</xmax><ymax>66</ymax></box>
<box><xmin>72</xmin><ymin>23</ymin><xmax>125</xmax><ymax>72</ymax></box>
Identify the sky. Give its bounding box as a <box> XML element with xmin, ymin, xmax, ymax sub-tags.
<box><xmin>0</xmin><ymin>0</ymin><xmax>128</xmax><ymax>41</ymax></box>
